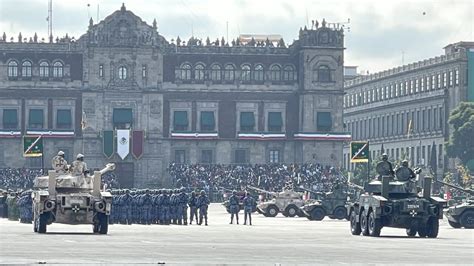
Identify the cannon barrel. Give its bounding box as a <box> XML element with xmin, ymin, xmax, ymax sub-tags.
<box><xmin>435</xmin><ymin>179</ymin><xmax>473</xmax><ymax>195</ymax></box>
<box><xmin>246</xmin><ymin>185</ymin><xmax>276</xmax><ymax>195</ymax></box>
<box><xmin>98</xmin><ymin>163</ymin><xmax>116</xmax><ymax>176</ymax></box>
<box><xmin>347</xmin><ymin>182</ymin><xmax>364</xmax><ymax>191</ymax></box>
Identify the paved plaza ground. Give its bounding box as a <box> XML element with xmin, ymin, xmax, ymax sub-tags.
<box><xmin>0</xmin><ymin>203</ymin><xmax>473</xmax><ymax>264</ymax></box>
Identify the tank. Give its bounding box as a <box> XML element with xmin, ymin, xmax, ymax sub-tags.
<box><xmin>300</xmin><ymin>186</ymin><xmax>352</xmax><ymax>221</ymax></box>
<box><xmin>31</xmin><ymin>163</ymin><xmax>115</xmax><ymax>234</ymax></box>
<box><xmin>247</xmin><ymin>185</ymin><xmax>306</xmax><ymax>217</ymax></box>
<box><xmin>435</xmin><ymin>179</ymin><xmax>474</xmax><ymax>229</ymax></box>
<box><xmin>347</xmin><ymin>161</ymin><xmax>446</xmax><ymax>238</ymax></box>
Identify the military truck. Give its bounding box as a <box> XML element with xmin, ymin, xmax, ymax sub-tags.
<box><xmin>32</xmin><ymin>163</ymin><xmax>115</xmax><ymax>234</ymax></box>
<box><xmin>248</xmin><ymin>185</ymin><xmax>306</xmax><ymax>217</ymax></box>
<box><xmin>300</xmin><ymin>187</ymin><xmax>350</xmax><ymax>221</ymax></box>
<box><xmin>347</xmin><ymin>162</ymin><xmax>446</xmax><ymax>238</ymax></box>
<box><xmin>435</xmin><ymin>179</ymin><xmax>474</xmax><ymax>229</ymax></box>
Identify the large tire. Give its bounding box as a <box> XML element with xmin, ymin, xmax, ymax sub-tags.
<box><xmin>426</xmin><ymin>217</ymin><xmax>439</xmax><ymax>238</ymax></box>
<box><xmin>38</xmin><ymin>213</ymin><xmax>47</xmax><ymax>234</ymax></box>
<box><xmin>98</xmin><ymin>213</ymin><xmax>109</xmax><ymax>234</ymax></box>
<box><xmin>367</xmin><ymin>210</ymin><xmax>382</xmax><ymax>237</ymax></box>
<box><xmin>266</xmin><ymin>205</ymin><xmax>279</xmax><ymax>217</ymax></box>
<box><xmin>406</xmin><ymin>227</ymin><xmax>417</xmax><ymax>237</ymax></box>
<box><xmin>360</xmin><ymin>210</ymin><xmax>369</xmax><ymax>236</ymax></box>
<box><xmin>350</xmin><ymin>209</ymin><xmax>361</xmax><ymax>235</ymax></box>
<box><xmin>418</xmin><ymin>226</ymin><xmax>428</xmax><ymax>237</ymax></box>
<box><xmin>310</xmin><ymin>207</ymin><xmax>326</xmax><ymax>221</ymax></box>
<box><xmin>333</xmin><ymin>206</ymin><xmax>347</xmax><ymax>220</ymax></box>
<box><xmin>285</xmin><ymin>205</ymin><xmax>299</xmax><ymax>218</ymax></box>
<box><xmin>448</xmin><ymin>220</ymin><xmax>462</xmax><ymax>228</ymax></box>
<box><xmin>460</xmin><ymin>210</ymin><xmax>474</xmax><ymax>229</ymax></box>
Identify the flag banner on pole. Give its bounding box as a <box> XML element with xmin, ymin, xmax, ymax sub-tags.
<box><xmin>23</xmin><ymin>136</ymin><xmax>43</xmax><ymax>157</ymax></box>
<box><xmin>132</xmin><ymin>130</ymin><xmax>144</xmax><ymax>159</ymax></box>
<box><xmin>350</xmin><ymin>141</ymin><xmax>369</xmax><ymax>163</ymax></box>
<box><xmin>116</xmin><ymin>129</ymin><xmax>130</xmax><ymax>160</ymax></box>
<box><xmin>407</xmin><ymin>119</ymin><xmax>413</xmax><ymax>138</ymax></box>
<box><xmin>103</xmin><ymin>130</ymin><xmax>114</xmax><ymax>158</ymax></box>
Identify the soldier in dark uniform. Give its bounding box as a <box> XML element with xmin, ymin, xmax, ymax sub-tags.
<box><xmin>395</xmin><ymin>160</ymin><xmax>417</xmax><ymax>181</ymax></box>
<box><xmin>197</xmin><ymin>190</ymin><xmax>210</xmax><ymax>226</ymax></box>
<box><xmin>228</xmin><ymin>190</ymin><xmax>240</xmax><ymax>224</ymax></box>
<box><xmin>376</xmin><ymin>153</ymin><xmax>395</xmax><ymax>180</ymax></box>
<box><xmin>177</xmin><ymin>187</ymin><xmax>189</xmax><ymax>225</ymax></box>
<box><xmin>243</xmin><ymin>192</ymin><xmax>255</xmax><ymax>225</ymax></box>
<box><xmin>188</xmin><ymin>191</ymin><xmax>198</xmax><ymax>225</ymax></box>
<box><xmin>162</xmin><ymin>189</ymin><xmax>171</xmax><ymax>225</ymax></box>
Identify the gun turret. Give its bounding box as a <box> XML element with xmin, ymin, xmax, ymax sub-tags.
<box><xmin>246</xmin><ymin>185</ymin><xmax>276</xmax><ymax>196</ymax></box>
<box><xmin>435</xmin><ymin>179</ymin><xmax>473</xmax><ymax>196</ymax></box>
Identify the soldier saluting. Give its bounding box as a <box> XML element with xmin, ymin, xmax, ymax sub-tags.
<box><xmin>52</xmin><ymin>151</ymin><xmax>68</xmax><ymax>174</ymax></box>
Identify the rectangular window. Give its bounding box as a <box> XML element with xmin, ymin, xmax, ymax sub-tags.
<box><xmin>28</xmin><ymin>109</ymin><xmax>44</xmax><ymax>129</ymax></box>
<box><xmin>431</xmin><ymin>75</ymin><xmax>435</xmax><ymax>89</ymax></box>
<box><xmin>416</xmin><ymin>110</ymin><xmax>420</xmax><ymax>132</ymax></box>
<box><xmin>433</xmin><ymin>107</ymin><xmax>438</xmax><ymax>130</ymax></box>
<box><xmin>415</xmin><ymin>79</ymin><xmax>419</xmax><ymax>93</ymax></box>
<box><xmin>317</xmin><ymin>112</ymin><xmax>332</xmax><ymax>132</ymax></box>
<box><xmin>2</xmin><ymin>109</ymin><xmax>18</xmax><ymax>129</ymax></box>
<box><xmin>396</xmin><ymin>148</ymin><xmax>399</xmax><ymax>160</ymax></box>
<box><xmin>268</xmin><ymin>112</ymin><xmax>283</xmax><ymax>132</ymax></box>
<box><xmin>200</xmin><ymin>111</ymin><xmax>215</xmax><ymax>132</ymax></box>
<box><xmin>455</xmin><ymin>69</ymin><xmax>459</xmax><ymax>85</ymax></box>
<box><xmin>443</xmin><ymin>72</ymin><xmax>447</xmax><ymax>88</ymax></box>
<box><xmin>422</xmin><ymin>146</ymin><xmax>426</xmax><ymax>166</ymax></box>
<box><xmin>173</xmin><ymin>111</ymin><xmax>189</xmax><ymax>131</ymax></box>
<box><xmin>269</xmin><ymin>150</ymin><xmax>280</xmax><ymax>163</ymax></box>
<box><xmin>240</xmin><ymin>112</ymin><xmax>255</xmax><ymax>132</ymax></box>
<box><xmin>142</xmin><ymin>65</ymin><xmax>147</xmax><ymax>78</ymax></box>
<box><xmin>99</xmin><ymin>64</ymin><xmax>104</xmax><ymax>77</ymax></box>
<box><xmin>437</xmin><ymin>74</ymin><xmax>441</xmax><ymax>89</ymax></box>
<box><xmin>234</xmin><ymin>149</ymin><xmax>248</xmax><ymax>164</ymax></box>
<box><xmin>438</xmin><ymin>144</ymin><xmax>443</xmax><ymax>167</ymax></box>
<box><xmin>113</xmin><ymin>108</ymin><xmax>133</xmax><ymax>129</ymax></box>
<box><xmin>410</xmin><ymin>80</ymin><xmax>414</xmax><ymax>94</ymax></box>
<box><xmin>381</xmin><ymin>116</ymin><xmax>385</xmax><ymax>137</ymax></box>
<box><xmin>421</xmin><ymin>77</ymin><xmax>424</xmax><ymax>92</ymax></box>
<box><xmin>439</xmin><ymin>107</ymin><xmax>444</xmax><ymax>131</ymax></box>
<box><xmin>427</xmin><ymin>109</ymin><xmax>432</xmax><ymax>131</ymax></box>
<box><xmin>200</xmin><ymin>149</ymin><xmax>213</xmax><ymax>164</ymax></box>
<box><xmin>426</xmin><ymin>77</ymin><xmax>430</xmax><ymax>91</ymax></box>
<box><xmin>449</xmin><ymin>71</ymin><xmax>453</xmax><ymax>86</ymax></box>
<box><xmin>422</xmin><ymin>109</ymin><xmax>426</xmax><ymax>131</ymax></box>
<box><xmin>174</xmin><ymin>150</ymin><xmax>186</xmax><ymax>164</ymax></box>
<box><xmin>56</xmin><ymin>109</ymin><xmax>72</xmax><ymax>129</ymax></box>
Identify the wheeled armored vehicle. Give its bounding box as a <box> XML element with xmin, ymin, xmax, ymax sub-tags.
<box><xmin>300</xmin><ymin>187</ymin><xmax>349</xmax><ymax>221</ymax></box>
<box><xmin>435</xmin><ymin>179</ymin><xmax>473</xmax><ymax>229</ymax></box>
<box><xmin>32</xmin><ymin>163</ymin><xmax>115</xmax><ymax>234</ymax></box>
<box><xmin>348</xmin><ymin>163</ymin><xmax>446</xmax><ymax>237</ymax></box>
<box><xmin>248</xmin><ymin>186</ymin><xmax>306</xmax><ymax>217</ymax></box>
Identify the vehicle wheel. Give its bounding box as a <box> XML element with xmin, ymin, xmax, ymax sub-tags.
<box><xmin>350</xmin><ymin>209</ymin><xmax>361</xmax><ymax>235</ymax></box>
<box><xmin>448</xmin><ymin>220</ymin><xmax>462</xmax><ymax>228</ymax></box>
<box><xmin>38</xmin><ymin>213</ymin><xmax>47</xmax><ymax>234</ymax></box>
<box><xmin>333</xmin><ymin>206</ymin><xmax>347</xmax><ymax>220</ymax></box>
<box><xmin>426</xmin><ymin>217</ymin><xmax>439</xmax><ymax>238</ymax></box>
<box><xmin>367</xmin><ymin>210</ymin><xmax>382</xmax><ymax>237</ymax></box>
<box><xmin>406</xmin><ymin>227</ymin><xmax>417</xmax><ymax>237</ymax></box>
<box><xmin>460</xmin><ymin>210</ymin><xmax>474</xmax><ymax>229</ymax></box>
<box><xmin>266</xmin><ymin>205</ymin><xmax>279</xmax><ymax>217</ymax></box>
<box><xmin>310</xmin><ymin>207</ymin><xmax>326</xmax><ymax>221</ymax></box>
<box><xmin>285</xmin><ymin>205</ymin><xmax>298</xmax><ymax>218</ymax></box>
<box><xmin>360</xmin><ymin>210</ymin><xmax>369</xmax><ymax>236</ymax></box>
<box><xmin>282</xmin><ymin>211</ymin><xmax>289</xmax><ymax>217</ymax></box>
<box><xmin>98</xmin><ymin>213</ymin><xmax>109</xmax><ymax>234</ymax></box>
<box><xmin>418</xmin><ymin>226</ymin><xmax>428</xmax><ymax>237</ymax></box>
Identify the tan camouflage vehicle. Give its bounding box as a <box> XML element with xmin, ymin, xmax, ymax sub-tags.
<box><xmin>248</xmin><ymin>186</ymin><xmax>307</xmax><ymax>217</ymax></box>
<box><xmin>32</xmin><ymin>163</ymin><xmax>115</xmax><ymax>234</ymax></box>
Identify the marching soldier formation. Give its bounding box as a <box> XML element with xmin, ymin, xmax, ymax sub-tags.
<box><xmin>109</xmin><ymin>188</ymin><xmax>210</xmax><ymax>226</ymax></box>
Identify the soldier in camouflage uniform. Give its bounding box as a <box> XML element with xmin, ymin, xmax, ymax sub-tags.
<box><xmin>177</xmin><ymin>187</ymin><xmax>189</xmax><ymax>225</ymax></box>
<box><xmin>51</xmin><ymin>151</ymin><xmax>68</xmax><ymax>174</ymax></box>
<box><xmin>228</xmin><ymin>190</ymin><xmax>240</xmax><ymax>224</ymax></box>
<box><xmin>243</xmin><ymin>192</ymin><xmax>255</xmax><ymax>226</ymax></box>
<box><xmin>188</xmin><ymin>191</ymin><xmax>198</xmax><ymax>225</ymax></box>
<box><xmin>197</xmin><ymin>190</ymin><xmax>210</xmax><ymax>226</ymax></box>
<box><xmin>71</xmin><ymin>154</ymin><xmax>89</xmax><ymax>177</ymax></box>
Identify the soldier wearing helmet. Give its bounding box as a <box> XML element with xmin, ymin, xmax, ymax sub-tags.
<box><xmin>71</xmin><ymin>153</ymin><xmax>89</xmax><ymax>177</ymax></box>
<box><xmin>228</xmin><ymin>190</ymin><xmax>240</xmax><ymax>224</ymax></box>
<box><xmin>52</xmin><ymin>150</ymin><xmax>68</xmax><ymax>174</ymax></box>
<box><xmin>395</xmin><ymin>159</ymin><xmax>417</xmax><ymax>181</ymax></box>
<box><xmin>197</xmin><ymin>190</ymin><xmax>210</xmax><ymax>226</ymax></box>
<box><xmin>376</xmin><ymin>153</ymin><xmax>395</xmax><ymax>180</ymax></box>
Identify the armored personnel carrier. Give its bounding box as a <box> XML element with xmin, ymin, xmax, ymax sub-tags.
<box><xmin>248</xmin><ymin>185</ymin><xmax>306</xmax><ymax>217</ymax></box>
<box><xmin>32</xmin><ymin>163</ymin><xmax>115</xmax><ymax>234</ymax></box>
<box><xmin>300</xmin><ymin>186</ymin><xmax>350</xmax><ymax>221</ymax></box>
<box><xmin>347</xmin><ymin>161</ymin><xmax>446</xmax><ymax>237</ymax></box>
<box><xmin>435</xmin><ymin>179</ymin><xmax>473</xmax><ymax>229</ymax></box>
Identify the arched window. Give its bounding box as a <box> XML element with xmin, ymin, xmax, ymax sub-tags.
<box><xmin>240</xmin><ymin>64</ymin><xmax>251</xmax><ymax>82</ymax></box>
<box><xmin>223</xmin><ymin>64</ymin><xmax>235</xmax><ymax>81</ymax></box>
<box><xmin>180</xmin><ymin>63</ymin><xmax>192</xmax><ymax>80</ymax></box>
<box><xmin>210</xmin><ymin>64</ymin><xmax>221</xmax><ymax>81</ymax></box>
<box><xmin>53</xmin><ymin>61</ymin><xmax>64</xmax><ymax>78</ymax></box>
<box><xmin>194</xmin><ymin>64</ymin><xmax>205</xmax><ymax>81</ymax></box>
<box><xmin>254</xmin><ymin>64</ymin><xmax>264</xmax><ymax>81</ymax></box>
<box><xmin>283</xmin><ymin>65</ymin><xmax>295</xmax><ymax>81</ymax></box>
<box><xmin>22</xmin><ymin>61</ymin><xmax>32</xmax><ymax>77</ymax></box>
<box><xmin>7</xmin><ymin>61</ymin><xmax>18</xmax><ymax>77</ymax></box>
<box><xmin>39</xmin><ymin>62</ymin><xmax>49</xmax><ymax>78</ymax></box>
<box><xmin>270</xmin><ymin>65</ymin><xmax>281</xmax><ymax>81</ymax></box>
<box><xmin>118</xmin><ymin>66</ymin><xmax>127</xmax><ymax>80</ymax></box>
<box><xmin>317</xmin><ymin>65</ymin><xmax>331</xmax><ymax>82</ymax></box>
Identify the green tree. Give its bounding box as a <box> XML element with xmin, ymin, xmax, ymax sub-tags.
<box><xmin>446</xmin><ymin>102</ymin><xmax>474</xmax><ymax>165</ymax></box>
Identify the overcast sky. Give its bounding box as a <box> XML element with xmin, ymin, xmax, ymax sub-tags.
<box><xmin>1</xmin><ymin>0</ymin><xmax>473</xmax><ymax>73</ymax></box>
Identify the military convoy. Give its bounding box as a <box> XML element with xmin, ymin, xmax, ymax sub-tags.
<box><xmin>435</xmin><ymin>179</ymin><xmax>474</xmax><ymax>229</ymax></box>
<box><xmin>347</xmin><ymin>161</ymin><xmax>446</xmax><ymax>237</ymax></box>
<box><xmin>247</xmin><ymin>185</ymin><xmax>306</xmax><ymax>217</ymax></box>
<box><xmin>32</xmin><ymin>163</ymin><xmax>115</xmax><ymax>234</ymax></box>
